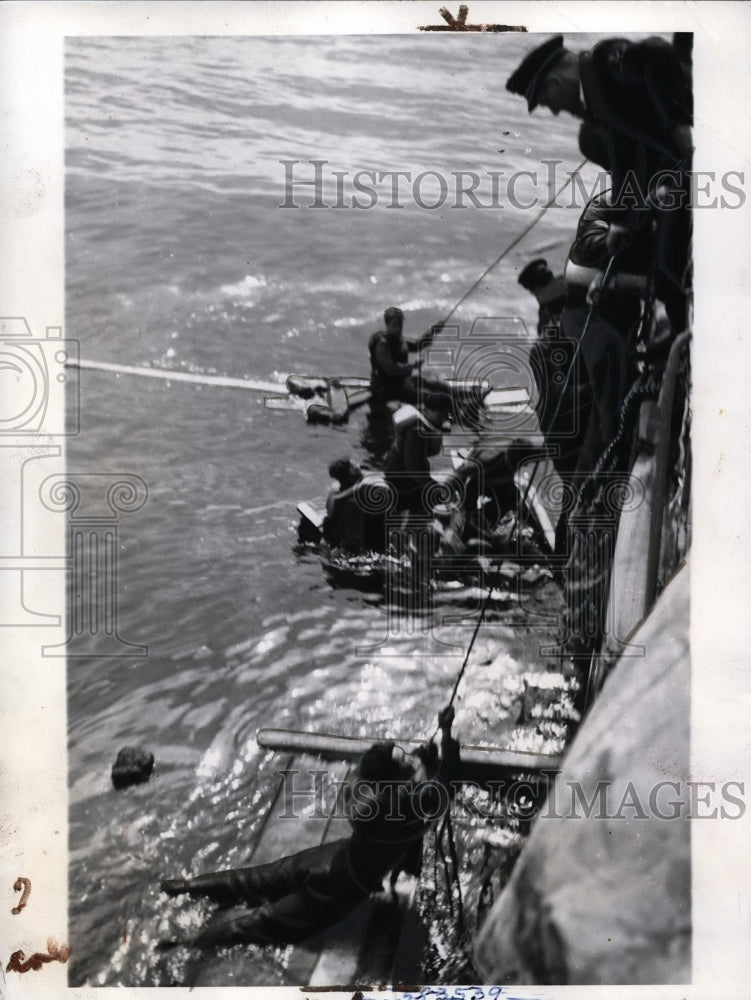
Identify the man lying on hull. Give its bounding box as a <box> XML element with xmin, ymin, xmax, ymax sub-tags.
<box><xmin>159</xmin><ymin>709</ymin><xmax>458</xmax><ymax>949</ymax></box>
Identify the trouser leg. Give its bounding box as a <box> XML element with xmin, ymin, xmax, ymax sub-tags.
<box><xmin>164</xmin><ymin>839</ymin><xmax>348</xmax><ymax>907</ymax></box>
<box><xmin>193</xmin><ymin>887</ymin><xmax>366</xmax><ymax>949</ymax></box>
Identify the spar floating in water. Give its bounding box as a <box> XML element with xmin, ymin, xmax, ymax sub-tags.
<box><xmin>67</xmin><ymin>357</ymin><xmax>532</xmax><ymax>426</ymax></box>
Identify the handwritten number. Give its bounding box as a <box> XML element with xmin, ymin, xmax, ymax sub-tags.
<box><xmin>11</xmin><ymin>877</ymin><xmax>31</xmax><ymax>915</ymax></box>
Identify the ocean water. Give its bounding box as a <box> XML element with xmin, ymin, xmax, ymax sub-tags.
<box><xmin>65</xmin><ymin>32</ymin><xmax>606</xmax><ymax>986</ymax></box>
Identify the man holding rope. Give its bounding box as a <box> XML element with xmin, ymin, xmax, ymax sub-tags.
<box><xmin>159</xmin><ymin>708</ymin><xmax>459</xmax><ymax>949</ymax></box>
<box><xmin>368</xmin><ymin>306</ymin><xmax>448</xmax><ymax>405</ymax></box>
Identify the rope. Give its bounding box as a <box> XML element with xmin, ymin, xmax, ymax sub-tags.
<box><xmin>441</xmin><ymin>810</ymin><xmax>466</xmax><ymax>935</ymax></box>
<box><xmin>419</xmin><ymin>157</ymin><xmax>588</xmax><ymax>343</ymax></box>
<box><xmin>433</xmin><ymin>254</ymin><xmax>618</xmax><ymax>737</ymax></box>
<box><xmin>515</xmin><ymin>254</ymin><xmax>618</xmax><ymax>518</ymax></box>
<box><xmin>423</xmin><ymin>158</ymin><xmax>593</xmax><ymax>952</ymax></box>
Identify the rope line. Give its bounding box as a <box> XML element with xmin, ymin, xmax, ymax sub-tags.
<box><xmin>516</xmin><ymin>254</ymin><xmax>618</xmax><ymax>518</ymax></box>
<box><xmin>431</xmin><ymin>254</ymin><xmax>619</xmax><ymax>749</ymax></box>
<box><xmin>420</xmin><ymin>157</ymin><xmax>588</xmax><ymax>342</ymax></box>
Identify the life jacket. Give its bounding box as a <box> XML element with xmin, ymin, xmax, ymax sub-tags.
<box><xmin>393</xmin><ymin>404</ymin><xmax>442</xmax><ymax>454</ymax></box>
<box><xmin>324</xmin><ymin>476</ymin><xmax>389</xmax><ymax>552</ymax></box>
<box><xmin>368</xmin><ymin>331</ymin><xmax>411</xmax><ymax>398</ymax></box>
<box><xmin>384</xmin><ymin>406</ymin><xmax>442</xmax><ymax>494</ymax></box>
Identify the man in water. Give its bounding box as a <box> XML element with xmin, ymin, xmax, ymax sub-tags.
<box><xmin>383</xmin><ymin>393</ymin><xmax>452</xmax><ymax>515</ymax></box>
<box><xmin>368</xmin><ymin>306</ymin><xmax>447</xmax><ymax>404</ymax></box>
<box><xmin>323</xmin><ymin>457</ymin><xmax>386</xmax><ymax>553</ymax></box>
<box><xmin>159</xmin><ymin>709</ymin><xmax>458</xmax><ymax>949</ymax></box>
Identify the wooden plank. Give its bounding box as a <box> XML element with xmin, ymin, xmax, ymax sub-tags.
<box><xmin>68</xmin><ymin>357</ymin><xmax>284</xmax><ymax>394</ymax></box>
<box><xmin>514</xmin><ymin>463</ymin><xmax>557</xmax><ymax>553</ymax></box>
<box><xmin>257</xmin><ymin>728</ymin><xmax>561</xmax><ymax>778</ymax></box>
<box><xmin>483</xmin><ymin>386</ymin><xmax>530</xmax><ymax>408</ymax></box>
<box><xmin>306</xmin><ymin>764</ymin><xmax>380</xmax><ymax>985</ymax></box>
<box><xmin>307</xmin><ymin>897</ymin><xmax>377</xmax><ymax>987</ymax></box>
<box><xmin>599</xmin><ymin>406</ymin><xmax>658</xmax><ymax>670</ymax></box>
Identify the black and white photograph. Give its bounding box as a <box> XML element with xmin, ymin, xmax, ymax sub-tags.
<box><xmin>0</xmin><ymin>2</ymin><xmax>749</xmax><ymax>997</ymax></box>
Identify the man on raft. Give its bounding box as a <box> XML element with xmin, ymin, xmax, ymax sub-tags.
<box><xmin>159</xmin><ymin>708</ymin><xmax>459</xmax><ymax>949</ymax></box>
<box><xmin>368</xmin><ymin>306</ymin><xmax>449</xmax><ymax>405</ymax></box>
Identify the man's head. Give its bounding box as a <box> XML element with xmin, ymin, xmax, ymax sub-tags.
<box><xmin>518</xmin><ymin>258</ymin><xmax>554</xmax><ymax>293</ymax></box>
<box><xmin>328</xmin><ymin>457</ymin><xmax>362</xmax><ymax>489</ymax></box>
<box><xmin>506</xmin><ymin>35</ymin><xmax>583</xmax><ymax>117</ymax></box>
<box><xmin>383</xmin><ymin>306</ymin><xmax>404</xmax><ymax>338</ymax></box>
<box><xmin>423</xmin><ymin>392</ymin><xmax>453</xmax><ymax>431</ymax></box>
<box><xmin>358</xmin><ymin>741</ymin><xmax>418</xmax><ymax>782</ymax></box>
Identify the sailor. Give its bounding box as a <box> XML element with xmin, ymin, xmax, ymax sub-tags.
<box><xmin>383</xmin><ymin>393</ymin><xmax>452</xmax><ymax>515</ymax></box>
<box><xmin>534</xmin><ymin>188</ymin><xmax>656</xmax><ymax>561</ymax></box>
<box><xmin>368</xmin><ymin>306</ymin><xmax>447</xmax><ymax>404</ymax></box>
<box><xmin>518</xmin><ymin>258</ymin><xmax>567</xmax><ymax>336</ymax></box>
<box><xmin>322</xmin><ymin>457</ymin><xmax>386</xmax><ymax>553</ymax></box>
<box><xmin>159</xmin><ymin>708</ymin><xmax>459</xmax><ymax>949</ymax></box>
<box><xmin>505</xmin><ymin>34</ymin><xmax>692</xmax><ymax>203</ymax></box>
<box><xmin>517</xmin><ymin>258</ymin><xmax>589</xmax><ymax>487</ymax></box>
<box><xmin>505</xmin><ymin>34</ymin><xmax>692</xmax><ymax>329</ymax></box>
<box><xmin>445</xmin><ymin>439</ymin><xmax>547</xmax><ymax>550</ymax></box>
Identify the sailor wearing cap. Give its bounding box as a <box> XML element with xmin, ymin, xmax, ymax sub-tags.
<box><xmin>507</xmin><ymin>34</ymin><xmax>693</xmax><ymax>330</ymax></box>
<box><xmin>518</xmin><ymin>257</ymin><xmax>567</xmax><ymax>335</ymax></box>
<box><xmin>506</xmin><ymin>34</ymin><xmax>692</xmax><ymax>179</ymax></box>
<box><xmin>506</xmin><ymin>35</ymin><xmax>584</xmax><ymax>118</ymax></box>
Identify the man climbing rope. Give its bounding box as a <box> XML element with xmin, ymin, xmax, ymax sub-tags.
<box><xmin>159</xmin><ymin>708</ymin><xmax>459</xmax><ymax>949</ymax></box>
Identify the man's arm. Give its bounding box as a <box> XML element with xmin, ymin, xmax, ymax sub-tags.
<box><xmin>405</xmin><ymin>321</ymin><xmax>445</xmax><ymax>353</ymax></box>
<box><xmin>566</xmin><ymin>260</ymin><xmax>648</xmax><ymax>304</ymax></box>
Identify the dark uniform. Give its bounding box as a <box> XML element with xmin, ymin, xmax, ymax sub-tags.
<box><xmin>369</xmin><ymin>328</ymin><xmax>421</xmax><ymax>403</ymax></box>
<box><xmin>518</xmin><ymin>258</ymin><xmax>567</xmax><ymax>336</ymax></box>
<box><xmin>323</xmin><ymin>477</ymin><xmax>386</xmax><ymax>553</ymax></box>
<box><xmin>383</xmin><ymin>402</ymin><xmax>448</xmax><ymax>515</ymax></box>
<box><xmin>161</xmin><ymin>736</ymin><xmax>458</xmax><ymax>949</ymax></box>
<box><xmin>558</xmin><ymin>191</ymin><xmax>651</xmax><ymax>484</ymax></box>
<box><xmin>507</xmin><ymin>34</ymin><xmax>692</xmax><ymax>329</ymax></box>
<box><xmin>518</xmin><ymin>260</ymin><xmax>586</xmax><ymax>487</ymax></box>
